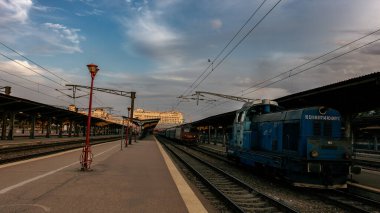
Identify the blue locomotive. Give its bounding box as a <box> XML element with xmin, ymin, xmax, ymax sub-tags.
<box><xmin>227</xmin><ymin>99</ymin><xmax>360</xmax><ymax>188</ymax></box>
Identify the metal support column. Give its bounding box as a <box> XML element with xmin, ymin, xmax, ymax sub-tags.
<box><xmin>1</xmin><ymin>112</ymin><xmax>7</xmax><ymax>140</ymax></box>
<box><xmin>208</xmin><ymin>125</ymin><xmax>211</xmax><ymax>144</ymax></box>
<box><xmin>58</xmin><ymin>121</ymin><xmax>63</xmax><ymax>138</ymax></box>
<box><xmin>7</xmin><ymin>112</ymin><xmax>15</xmax><ymax>140</ymax></box>
<box><xmin>128</xmin><ymin>92</ymin><xmax>136</xmax><ymax>145</ymax></box>
<box><xmin>68</xmin><ymin>121</ymin><xmax>73</xmax><ymax>137</ymax></box>
<box><xmin>46</xmin><ymin>118</ymin><xmax>51</xmax><ymax>138</ymax></box>
<box><xmin>29</xmin><ymin>114</ymin><xmax>35</xmax><ymax>139</ymax></box>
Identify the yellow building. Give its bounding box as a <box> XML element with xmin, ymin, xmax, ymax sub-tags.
<box><xmin>133</xmin><ymin>109</ymin><xmax>184</xmax><ymax>129</ymax></box>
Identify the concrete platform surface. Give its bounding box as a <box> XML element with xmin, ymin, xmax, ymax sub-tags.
<box><xmin>0</xmin><ymin>135</ymin><xmax>207</xmax><ymax>213</ymax></box>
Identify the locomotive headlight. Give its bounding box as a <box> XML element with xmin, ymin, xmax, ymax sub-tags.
<box><xmin>310</xmin><ymin>150</ymin><xmax>319</xmax><ymax>158</ymax></box>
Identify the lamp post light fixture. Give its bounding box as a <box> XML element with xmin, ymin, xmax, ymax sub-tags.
<box><xmin>80</xmin><ymin>63</ymin><xmax>99</xmax><ymax>171</ymax></box>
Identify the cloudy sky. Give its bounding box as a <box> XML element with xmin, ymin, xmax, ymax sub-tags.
<box><xmin>0</xmin><ymin>0</ymin><xmax>380</xmax><ymax>122</ymax></box>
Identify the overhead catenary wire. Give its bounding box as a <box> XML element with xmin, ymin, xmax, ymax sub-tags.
<box><xmin>241</xmin><ymin>27</ymin><xmax>380</xmax><ymax>94</ymax></box>
<box><xmin>179</xmin><ymin>0</ymin><xmax>269</xmax><ymax>98</ymax></box>
<box><xmin>175</xmin><ymin>0</ymin><xmax>281</xmax><ymax>109</ymax></box>
<box><xmin>0</xmin><ymin>51</ymin><xmax>65</xmax><ymax>87</ymax></box>
<box><xmin>0</xmin><ymin>68</ymin><xmax>89</xmax><ymax>108</ymax></box>
<box><xmin>243</xmin><ymin>37</ymin><xmax>380</xmax><ymax>96</ymax></box>
<box><xmin>190</xmin><ymin>0</ymin><xmax>282</xmax><ymax>94</ymax></box>
<box><xmin>188</xmin><ymin>36</ymin><xmax>380</xmax><ymax>118</ymax></box>
<box><xmin>0</xmin><ymin>77</ymin><xmax>73</xmax><ymax>105</ymax></box>
<box><xmin>0</xmin><ymin>68</ymin><xmax>57</xmax><ymax>90</ymax></box>
<box><xmin>0</xmin><ymin>42</ymin><xmax>105</xmax><ymax>108</ymax></box>
<box><xmin>0</xmin><ymin>41</ymin><xmax>72</xmax><ymax>84</ymax></box>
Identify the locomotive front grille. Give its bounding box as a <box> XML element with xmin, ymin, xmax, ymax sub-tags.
<box><xmin>307</xmin><ymin>162</ymin><xmax>321</xmax><ymax>173</ymax></box>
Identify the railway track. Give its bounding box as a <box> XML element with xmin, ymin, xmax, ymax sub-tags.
<box><xmin>314</xmin><ymin>189</ymin><xmax>380</xmax><ymax>213</ymax></box>
<box><xmin>0</xmin><ymin>136</ymin><xmax>120</xmax><ymax>164</ymax></box>
<box><xmin>160</xmin><ymin>139</ymin><xmax>298</xmax><ymax>213</ymax></box>
<box><xmin>353</xmin><ymin>159</ymin><xmax>380</xmax><ymax>171</ymax></box>
<box><xmin>198</xmin><ymin>142</ymin><xmax>380</xmax><ymax>210</ymax></box>
<box><xmin>192</xmin><ymin>145</ymin><xmax>231</xmax><ymax>164</ymax></box>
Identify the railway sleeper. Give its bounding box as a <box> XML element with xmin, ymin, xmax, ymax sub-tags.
<box><xmin>229</xmin><ymin>193</ymin><xmax>257</xmax><ymax>199</ymax></box>
<box><xmin>241</xmin><ymin>206</ymin><xmax>279</xmax><ymax>213</ymax></box>
<box><xmin>213</xmin><ymin>182</ymin><xmax>234</xmax><ymax>186</ymax></box>
<box><xmin>235</xmin><ymin>199</ymin><xmax>268</xmax><ymax>208</ymax></box>
<box><xmin>221</xmin><ymin>187</ymin><xmax>248</xmax><ymax>192</ymax></box>
<box><xmin>231</xmin><ymin>197</ymin><xmax>262</xmax><ymax>203</ymax></box>
<box><xmin>223</xmin><ymin>189</ymin><xmax>251</xmax><ymax>195</ymax></box>
<box><xmin>208</xmin><ymin>176</ymin><xmax>228</xmax><ymax>181</ymax></box>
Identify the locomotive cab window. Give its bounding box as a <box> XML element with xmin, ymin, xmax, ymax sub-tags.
<box><xmin>237</xmin><ymin>111</ymin><xmax>245</xmax><ymax>123</ymax></box>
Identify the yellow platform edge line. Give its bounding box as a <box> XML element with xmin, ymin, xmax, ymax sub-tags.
<box><xmin>154</xmin><ymin>137</ymin><xmax>208</xmax><ymax>213</ymax></box>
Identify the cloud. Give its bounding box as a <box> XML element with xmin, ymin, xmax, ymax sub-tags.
<box><xmin>44</xmin><ymin>23</ymin><xmax>84</xmax><ymax>45</ymax></box>
<box><xmin>75</xmin><ymin>8</ymin><xmax>104</xmax><ymax>16</ymax></box>
<box><xmin>154</xmin><ymin>0</ymin><xmax>180</xmax><ymax>8</ymax></box>
<box><xmin>0</xmin><ymin>1</ymin><xmax>85</xmax><ymax>54</ymax></box>
<box><xmin>210</xmin><ymin>19</ymin><xmax>222</xmax><ymax>30</ymax></box>
<box><xmin>0</xmin><ymin>0</ymin><xmax>32</xmax><ymax>24</ymax></box>
<box><xmin>120</xmin><ymin>3</ymin><xmax>186</xmax><ymax>71</ymax></box>
<box><xmin>124</xmin><ymin>11</ymin><xmax>179</xmax><ymax>46</ymax></box>
<box><xmin>0</xmin><ymin>59</ymin><xmax>39</xmax><ymax>77</ymax></box>
<box><xmin>361</xmin><ymin>43</ymin><xmax>380</xmax><ymax>55</ymax></box>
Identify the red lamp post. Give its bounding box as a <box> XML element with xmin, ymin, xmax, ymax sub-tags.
<box><xmin>80</xmin><ymin>63</ymin><xmax>99</xmax><ymax>171</ymax></box>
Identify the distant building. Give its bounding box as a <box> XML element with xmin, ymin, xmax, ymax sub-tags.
<box><xmin>72</xmin><ymin>106</ymin><xmax>110</xmax><ymax>120</ymax></box>
<box><xmin>133</xmin><ymin>108</ymin><xmax>184</xmax><ymax>129</ymax></box>
<box><xmin>92</xmin><ymin>108</ymin><xmax>109</xmax><ymax>119</ymax></box>
<box><xmin>68</xmin><ymin>104</ymin><xmax>77</xmax><ymax>112</ymax></box>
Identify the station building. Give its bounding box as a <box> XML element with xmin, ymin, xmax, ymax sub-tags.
<box><xmin>133</xmin><ymin>108</ymin><xmax>184</xmax><ymax>129</ymax></box>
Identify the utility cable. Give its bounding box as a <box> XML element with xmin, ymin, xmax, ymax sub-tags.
<box><xmin>176</xmin><ymin>0</ymin><xmax>280</xmax><ymax>109</ymax></box>
<box><xmin>187</xmin><ymin>37</ymin><xmax>380</xmax><ymax>118</ymax></box>
<box><xmin>0</xmin><ymin>69</ymin><xmax>88</xmax><ymax>108</ymax></box>
<box><xmin>241</xmin><ymin>27</ymin><xmax>380</xmax><ymax>94</ymax></box>
<box><xmin>0</xmin><ymin>43</ymin><xmax>102</xmax><ymax>108</ymax></box>
<box><xmin>180</xmin><ymin>0</ymin><xmax>268</xmax><ymax>98</ymax></box>
<box><xmin>0</xmin><ymin>52</ymin><xmax>64</xmax><ymax>87</ymax></box>
<box><xmin>0</xmin><ymin>41</ymin><xmax>72</xmax><ymax>84</ymax></box>
<box><xmin>243</xmin><ymin>38</ymin><xmax>380</xmax><ymax>96</ymax></box>
<box><xmin>0</xmin><ymin>68</ymin><xmax>57</xmax><ymax>90</ymax></box>
<box><xmin>191</xmin><ymin>0</ymin><xmax>282</xmax><ymax>93</ymax></box>
<box><xmin>0</xmin><ymin>77</ymin><xmax>72</xmax><ymax>105</ymax></box>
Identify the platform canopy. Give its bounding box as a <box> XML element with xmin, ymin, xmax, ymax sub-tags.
<box><xmin>275</xmin><ymin>72</ymin><xmax>380</xmax><ymax>114</ymax></box>
<box><xmin>0</xmin><ymin>93</ymin><xmax>119</xmax><ymax>126</ymax></box>
<box><xmin>189</xmin><ymin>72</ymin><xmax>380</xmax><ymax>128</ymax></box>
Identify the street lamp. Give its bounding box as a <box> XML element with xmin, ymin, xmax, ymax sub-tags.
<box><xmin>80</xmin><ymin>63</ymin><xmax>99</xmax><ymax>171</ymax></box>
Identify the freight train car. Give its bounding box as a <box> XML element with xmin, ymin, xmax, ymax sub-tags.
<box><xmin>165</xmin><ymin>125</ymin><xmax>198</xmax><ymax>145</ymax></box>
<box><xmin>227</xmin><ymin>99</ymin><xmax>361</xmax><ymax>188</ymax></box>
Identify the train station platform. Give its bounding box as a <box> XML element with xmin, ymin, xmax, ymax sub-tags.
<box><xmin>0</xmin><ymin>135</ymin><xmax>212</xmax><ymax>213</ymax></box>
